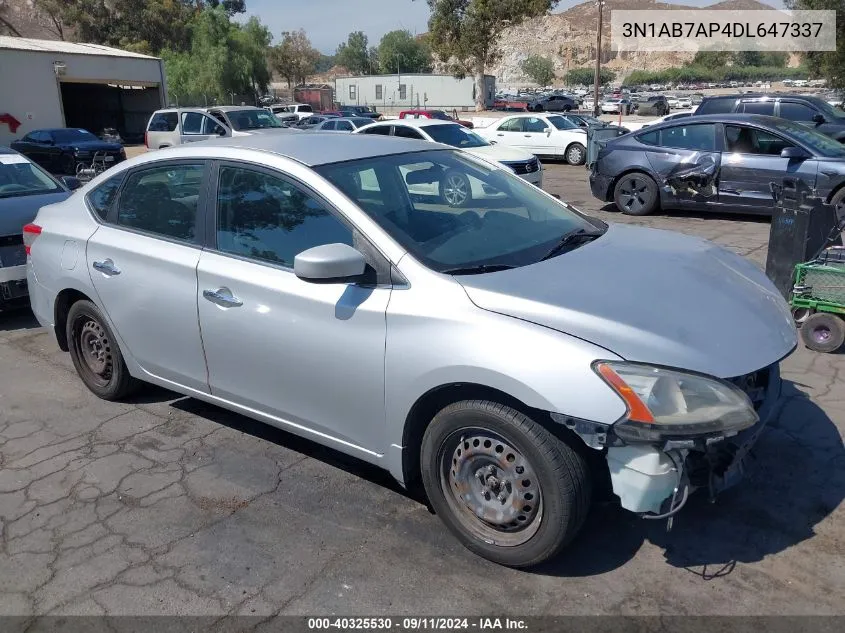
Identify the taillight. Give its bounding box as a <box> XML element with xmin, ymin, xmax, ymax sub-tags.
<box><xmin>23</xmin><ymin>223</ymin><xmax>42</xmax><ymax>255</ymax></box>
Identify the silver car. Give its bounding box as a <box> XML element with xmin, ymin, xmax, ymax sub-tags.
<box><xmin>26</xmin><ymin>134</ymin><xmax>796</xmax><ymax>567</ymax></box>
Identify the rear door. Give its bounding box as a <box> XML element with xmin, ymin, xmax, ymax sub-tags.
<box><xmin>86</xmin><ymin>160</ymin><xmax>211</xmax><ymax>392</ymax></box>
<box><xmin>719</xmin><ymin>123</ymin><xmax>819</xmax><ymax>211</ymax></box>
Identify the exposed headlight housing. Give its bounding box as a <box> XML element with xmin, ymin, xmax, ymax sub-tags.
<box><xmin>593</xmin><ymin>361</ymin><xmax>758</xmax><ymax>442</ymax></box>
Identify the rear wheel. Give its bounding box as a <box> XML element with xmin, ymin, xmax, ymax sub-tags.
<box><xmin>613</xmin><ymin>172</ymin><xmax>659</xmax><ymax>216</ymax></box>
<box><xmin>421</xmin><ymin>400</ymin><xmax>591</xmax><ymax>567</ymax></box>
<box><xmin>67</xmin><ymin>300</ymin><xmax>139</xmax><ymax>400</ymax></box>
<box><xmin>565</xmin><ymin>143</ymin><xmax>586</xmax><ymax>166</ymax></box>
<box><xmin>800</xmin><ymin>312</ymin><xmax>845</xmax><ymax>353</ymax></box>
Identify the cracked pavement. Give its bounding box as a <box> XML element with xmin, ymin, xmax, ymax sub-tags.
<box><xmin>0</xmin><ymin>163</ymin><xmax>843</xmax><ymax>618</ymax></box>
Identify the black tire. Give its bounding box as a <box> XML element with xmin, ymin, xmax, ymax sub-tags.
<box><xmin>613</xmin><ymin>172</ymin><xmax>659</xmax><ymax>216</ymax></box>
<box><xmin>800</xmin><ymin>312</ymin><xmax>845</xmax><ymax>353</ymax></box>
<box><xmin>565</xmin><ymin>143</ymin><xmax>586</xmax><ymax>166</ymax></box>
<box><xmin>420</xmin><ymin>400</ymin><xmax>591</xmax><ymax>568</ymax></box>
<box><xmin>439</xmin><ymin>170</ymin><xmax>472</xmax><ymax>208</ymax></box>
<box><xmin>830</xmin><ymin>187</ymin><xmax>845</xmax><ymax>222</ymax></box>
<box><xmin>534</xmin><ymin>104</ymin><xmax>544</xmax><ymax>112</ymax></box>
<box><xmin>66</xmin><ymin>300</ymin><xmax>139</xmax><ymax>400</ymax></box>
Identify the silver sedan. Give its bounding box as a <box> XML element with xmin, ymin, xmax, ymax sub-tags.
<box><xmin>26</xmin><ymin>134</ymin><xmax>795</xmax><ymax>567</ymax></box>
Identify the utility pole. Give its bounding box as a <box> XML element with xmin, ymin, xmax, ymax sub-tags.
<box><xmin>593</xmin><ymin>0</ymin><xmax>604</xmax><ymax>117</ymax></box>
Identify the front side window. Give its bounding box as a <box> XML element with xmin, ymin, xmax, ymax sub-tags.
<box><xmin>779</xmin><ymin>101</ymin><xmax>817</xmax><ymax>122</ymax></box>
<box><xmin>725</xmin><ymin>125</ymin><xmax>794</xmax><ymax>155</ymax></box>
<box><xmin>86</xmin><ymin>173</ymin><xmax>123</xmax><ymax>219</ymax></box>
<box><xmin>315</xmin><ymin>150</ymin><xmax>601</xmax><ymax>272</ymax></box>
<box><xmin>0</xmin><ymin>154</ymin><xmax>63</xmax><ymax>199</ymax></box>
<box><xmin>659</xmin><ymin>123</ymin><xmax>715</xmax><ymax>151</ymax></box>
<box><xmin>523</xmin><ymin>117</ymin><xmax>548</xmax><ymax>133</ymax></box>
<box><xmin>181</xmin><ymin>112</ymin><xmax>205</xmax><ymax>135</ymax></box>
<box><xmin>546</xmin><ymin>115</ymin><xmax>579</xmax><ymax>130</ymax></box>
<box><xmin>216</xmin><ymin>165</ymin><xmax>353</xmax><ymax>268</ymax></box>
<box><xmin>359</xmin><ymin>125</ymin><xmax>391</xmax><ymax>136</ymax></box>
<box><xmin>116</xmin><ymin>163</ymin><xmax>204</xmax><ymax>242</ymax></box>
<box><xmin>336</xmin><ymin>120</ymin><xmax>354</xmax><ymax>131</ymax></box>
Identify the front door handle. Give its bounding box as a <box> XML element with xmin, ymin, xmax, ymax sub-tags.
<box><xmin>496</xmin><ymin>133</ymin><xmax>504</xmax><ymax>137</ymax></box>
<box><xmin>203</xmin><ymin>287</ymin><xmax>243</xmax><ymax>308</ymax></box>
<box><xmin>92</xmin><ymin>259</ymin><xmax>120</xmax><ymax>276</ymax></box>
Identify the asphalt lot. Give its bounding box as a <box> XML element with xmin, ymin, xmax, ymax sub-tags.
<box><xmin>0</xmin><ymin>162</ymin><xmax>843</xmax><ymax>617</ymax></box>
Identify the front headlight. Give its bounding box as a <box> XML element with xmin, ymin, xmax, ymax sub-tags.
<box><xmin>594</xmin><ymin>361</ymin><xmax>758</xmax><ymax>442</ymax></box>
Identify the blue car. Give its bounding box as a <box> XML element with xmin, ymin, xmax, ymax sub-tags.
<box><xmin>0</xmin><ymin>147</ymin><xmax>74</xmax><ymax>308</ymax></box>
<box><xmin>10</xmin><ymin>128</ymin><xmax>125</xmax><ymax>176</ymax></box>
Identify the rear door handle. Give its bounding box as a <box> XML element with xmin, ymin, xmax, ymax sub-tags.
<box><xmin>92</xmin><ymin>259</ymin><xmax>120</xmax><ymax>276</ymax></box>
<box><xmin>203</xmin><ymin>287</ymin><xmax>243</xmax><ymax>308</ymax></box>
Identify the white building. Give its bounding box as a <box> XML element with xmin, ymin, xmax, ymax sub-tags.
<box><xmin>335</xmin><ymin>74</ymin><xmax>495</xmax><ymax>112</ymax></box>
<box><xmin>0</xmin><ymin>36</ymin><xmax>167</xmax><ymax>147</ymax></box>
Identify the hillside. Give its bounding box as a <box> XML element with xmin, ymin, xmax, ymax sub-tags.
<box><xmin>491</xmin><ymin>0</ymin><xmax>780</xmax><ymax>86</ymax></box>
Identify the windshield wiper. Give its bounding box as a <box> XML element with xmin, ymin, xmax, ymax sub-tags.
<box><xmin>539</xmin><ymin>228</ymin><xmax>604</xmax><ymax>261</ymax></box>
<box><xmin>441</xmin><ymin>263</ymin><xmax>516</xmax><ymax>275</ymax></box>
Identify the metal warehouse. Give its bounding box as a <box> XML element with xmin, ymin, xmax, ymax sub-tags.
<box><xmin>335</xmin><ymin>74</ymin><xmax>495</xmax><ymax>111</ymax></box>
<box><xmin>0</xmin><ymin>36</ymin><xmax>167</xmax><ymax>147</ymax></box>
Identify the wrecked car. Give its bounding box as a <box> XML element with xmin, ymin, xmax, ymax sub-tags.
<box><xmin>590</xmin><ymin>113</ymin><xmax>845</xmax><ymax>217</ymax></box>
<box><xmin>28</xmin><ymin>134</ymin><xmax>796</xmax><ymax>568</ymax></box>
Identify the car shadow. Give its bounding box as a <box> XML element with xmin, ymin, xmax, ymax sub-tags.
<box><xmin>533</xmin><ymin>379</ymin><xmax>844</xmax><ymax>577</ymax></box>
<box><xmin>0</xmin><ymin>306</ymin><xmax>41</xmax><ymax>332</ymax></box>
<box><xmin>123</xmin><ymin>378</ymin><xmax>842</xmax><ymax>578</ymax></box>
<box><xmin>597</xmin><ymin>201</ymin><xmax>772</xmax><ymax>223</ymax></box>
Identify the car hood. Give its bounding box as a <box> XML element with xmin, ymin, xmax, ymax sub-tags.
<box><xmin>64</xmin><ymin>140</ymin><xmax>122</xmax><ymax>152</ymax></box>
<box><xmin>0</xmin><ymin>190</ymin><xmax>70</xmax><ymax>235</ymax></box>
<box><xmin>456</xmin><ymin>224</ymin><xmax>796</xmax><ymax>378</ymax></box>
<box><xmin>466</xmin><ymin>144</ymin><xmax>536</xmax><ymax>162</ymax></box>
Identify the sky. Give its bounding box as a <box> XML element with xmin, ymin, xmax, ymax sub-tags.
<box><xmin>242</xmin><ymin>0</ymin><xmax>784</xmax><ymax>54</ymax></box>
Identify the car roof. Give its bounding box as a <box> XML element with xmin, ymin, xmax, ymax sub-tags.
<box><xmin>636</xmin><ymin>113</ymin><xmax>797</xmax><ymax>131</ymax></box>
<box><xmin>186</xmin><ymin>131</ymin><xmax>443</xmax><ymax>166</ymax></box>
<box><xmin>702</xmin><ymin>93</ymin><xmax>820</xmax><ymax>100</ymax></box>
<box><xmin>208</xmin><ymin>105</ymin><xmax>265</xmax><ymax>112</ymax></box>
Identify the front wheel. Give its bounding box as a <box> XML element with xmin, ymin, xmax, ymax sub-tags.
<box><xmin>565</xmin><ymin>143</ymin><xmax>586</xmax><ymax>166</ymax></box>
<box><xmin>421</xmin><ymin>400</ymin><xmax>591</xmax><ymax>567</ymax></box>
<box><xmin>613</xmin><ymin>172</ymin><xmax>659</xmax><ymax>216</ymax></box>
<box><xmin>67</xmin><ymin>300</ymin><xmax>139</xmax><ymax>400</ymax></box>
<box><xmin>800</xmin><ymin>312</ymin><xmax>845</xmax><ymax>353</ymax></box>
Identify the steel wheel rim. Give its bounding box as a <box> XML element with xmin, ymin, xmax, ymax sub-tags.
<box><xmin>438</xmin><ymin>428</ymin><xmax>543</xmax><ymax>547</ymax></box>
<box><xmin>74</xmin><ymin>316</ymin><xmax>113</xmax><ymax>387</ymax></box>
<box><xmin>567</xmin><ymin>145</ymin><xmax>584</xmax><ymax>164</ymax></box>
<box><xmin>443</xmin><ymin>175</ymin><xmax>468</xmax><ymax>206</ymax></box>
<box><xmin>619</xmin><ymin>176</ymin><xmax>650</xmax><ymax>213</ymax></box>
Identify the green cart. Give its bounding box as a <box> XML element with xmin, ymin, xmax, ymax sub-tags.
<box><xmin>791</xmin><ymin>254</ymin><xmax>845</xmax><ymax>353</ymax></box>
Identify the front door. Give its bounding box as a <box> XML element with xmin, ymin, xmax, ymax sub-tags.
<box><xmin>86</xmin><ymin>160</ymin><xmax>211</xmax><ymax>392</ymax></box>
<box><xmin>179</xmin><ymin>110</ymin><xmax>223</xmax><ymax>144</ymax></box>
<box><xmin>719</xmin><ymin>124</ymin><xmax>819</xmax><ymax>211</ymax></box>
<box><xmin>196</xmin><ymin>162</ymin><xmax>390</xmax><ymax>454</ymax></box>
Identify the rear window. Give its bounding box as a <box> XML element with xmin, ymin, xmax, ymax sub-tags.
<box><xmin>696</xmin><ymin>98</ymin><xmax>737</xmax><ymax>115</ymax></box>
<box><xmin>148</xmin><ymin>112</ymin><xmax>178</xmax><ymax>132</ymax></box>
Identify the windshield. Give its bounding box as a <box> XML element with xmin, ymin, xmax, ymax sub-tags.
<box><xmin>425</xmin><ymin>124</ymin><xmax>488</xmax><ymax>148</ymax></box>
<box><xmin>547</xmin><ymin>115</ymin><xmax>579</xmax><ymax>130</ymax></box>
<box><xmin>315</xmin><ymin>150</ymin><xmax>602</xmax><ymax>272</ymax></box>
<box><xmin>773</xmin><ymin>119</ymin><xmax>845</xmax><ymax>157</ymax></box>
<box><xmin>51</xmin><ymin>129</ymin><xmax>98</xmax><ymax>143</ymax></box>
<box><xmin>226</xmin><ymin>109</ymin><xmax>283</xmax><ymax>130</ymax></box>
<box><xmin>0</xmin><ymin>155</ymin><xmax>63</xmax><ymax>199</ymax></box>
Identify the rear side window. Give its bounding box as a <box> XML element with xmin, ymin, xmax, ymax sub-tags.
<box><xmin>659</xmin><ymin>124</ymin><xmax>716</xmax><ymax>151</ymax></box>
<box><xmin>336</xmin><ymin>120</ymin><xmax>354</xmax><ymax>131</ymax></box>
<box><xmin>696</xmin><ymin>99</ymin><xmax>736</xmax><ymax>115</ymax></box>
<box><xmin>741</xmin><ymin>101</ymin><xmax>775</xmax><ymax>116</ymax></box>
<box><xmin>148</xmin><ymin>112</ymin><xmax>178</xmax><ymax>132</ymax></box>
<box><xmin>86</xmin><ymin>173</ymin><xmax>124</xmax><ymax>220</ymax></box>
<box><xmin>116</xmin><ymin>163</ymin><xmax>204</xmax><ymax>242</ymax></box>
<box><xmin>637</xmin><ymin>130</ymin><xmax>659</xmax><ymax>145</ymax></box>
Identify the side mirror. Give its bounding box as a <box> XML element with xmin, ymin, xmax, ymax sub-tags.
<box><xmin>812</xmin><ymin>113</ymin><xmax>826</xmax><ymax>125</ymax></box>
<box><xmin>60</xmin><ymin>175</ymin><xmax>82</xmax><ymax>190</ymax></box>
<box><xmin>294</xmin><ymin>243</ymin><xmax>366</xmax><ymax>283</ymax></box>
<box><xmin>216</xmin><ymin>126</ymin><xmax>228</xmax><ymax>136</ymax></box>
<box><xmin>781</xmin><ymin>146</ymin><xmax>810</xmax><ymax>159</ymax></box>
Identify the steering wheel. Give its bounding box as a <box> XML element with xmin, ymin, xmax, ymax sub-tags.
<box><xmin>0</xmin><ymin>184</ymin><xmax>28</xmax><ymax>193</ymax></box>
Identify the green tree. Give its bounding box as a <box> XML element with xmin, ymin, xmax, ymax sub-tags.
<box><xmin>230</xmin><ymin>16</ymin><xmax>272</xmax><ymax>95</ymax></box>
<box><xmin>691</xmin><ymin>51</ymin><xmax>733</xmax><ymax>69</ymax></box>
<box><xmin>786</xmin><ymin>0</ymin><xmax>843</xmax><ymax>87</ymax></box>
<box><xmin>0</xmin><ymin>0</ymin><xmax>22</xmax><ymax>36</ymax></box>
<box><xmin>426</xmin><ymin>0</ymin><xmax>558</xmax><ymax>111</ymax></box>
<box><xmin>520</xmin><ymin>55</ymin><xmax>555</xmax><ymax>86</ymax></box>
<box><xmin>564</xmin><ymin>67</ymin><xmax>614</xmax><ymax>86</ymax></box>
<box><xmin>378</xmin><ymin>30</ymin><xmax>432</xmax><ymax>74</ymax></box>
<box><xmin>315</xmin><ymin>53</ymin><xmax>337</xmax><ymax>73</ymax></box>
<box><xmin>336</xmin><ymin>31</ymin><xmax>374</xmax><ymax>74</ymax></box>
<box><xmin>271</xmin><ymin>29</ymin><xmax>320</xmax><ymax>87</ymax></box>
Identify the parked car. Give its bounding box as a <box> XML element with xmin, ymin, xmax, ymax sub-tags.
<box><xmin>677</xmin><ymin>97</ymin><xmax>693</xmax><ymax>109</ymax></box>
<box><xmin>146</xmin><ymin>108</ymin><xmax>232</xmax><ymax>149</ymax></box>
<box><xmin>354</xmin><ymin>119</ymin><xmax>542</xmax><ymax>204</ymax></box>
<box><xmin>666</xmin><ymin>96</ymin><xmax>680</xmax><ymax>109</ymax></box>
<box><xmin>207</xmin><ymin>106</ymin><xmax>288</xmax><ymax>134</ymax></box>
<box><xmin>528</xmin><ymin>94</ymin><xmax>578</xmax><ymax>113</ymax></box>
<box><xmin>26</xmin><ymin>132</ymin><xmax>796</xmax><ymax>567</ymax></box>
<box><xmin>313</xmin><ymin>117</ymin><xmax>374</xmax><ymax>132</ymax></box>
<box><xmin>399</xmin><ymin>109</ymin><xmax>474</xmax><ymax>128</ymax></box>
<box><xmin>0</xmin><ymin>147</ymin><xmax>75</xmax><ymax>308</ymax></box>
<box><xmin>600</xmin><ymin>98</ymin><xmax>633</xmax><ymax>115</ymax></box>
<box><xmin>296</xmin><ymin>115</ymin><xmax>339</xmax><ymax>129</ymax></box>
<box><xmin>557</xmin><ymin>113</ymin><xmax>629</xmax><ymax>135</ymax></box>
<box><xmin>474</xmin><ymin>114</ymin><xmax>589</xmax><ymax>165</ymax></box>
<box><xmin>636</xmin><ymin>95</ymin><xmax>670</xmax><ymax>116</ymax></box>
<box><xmin>696</xmin><ymin>94</ymin><xmax>845</xmax><ymax>142</ymax></box>
<box><xmin>11</xmin><ymin>128</ymin><xmax>125</xmax><ymax>176</ymax></box>
<box><xmin>339</xmin><ymin>105</ymin><xmax>381</xmax><ymax>120</ymax></box>
<box><xmin>267</xmin><ymin>103</ymin><xmax>314</xmax><ymax>120</ymax></box>
<box><xmin>100</xmin><ymin>128</ymin><xmax>124</xmax><ymax>144</ymax></box>
<box><xmin>581</xmin><ymin>97</ymin><xmax>595</xmax><ymax>112</ymax></box>
<box><xmin>589</xmin><ymin>113</ymin><xmax>845</xmax><ymax>217</ymax></box>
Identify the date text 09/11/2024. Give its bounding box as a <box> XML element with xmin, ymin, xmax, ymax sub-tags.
<box><xmin>621</xmin><ymin>21</ymin><xmax>824</xmax><ymax>39</ymax></box>
<box><xmin>307</xmin><ymin>617</ymin><xmax>529</xmax><ymax>631</ymax></box>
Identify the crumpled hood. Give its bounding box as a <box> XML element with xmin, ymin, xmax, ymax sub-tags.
<box><xmin>457</xmin><ymin>224</ymin><xmax>797</xmax><ymax>378</ymax></box>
